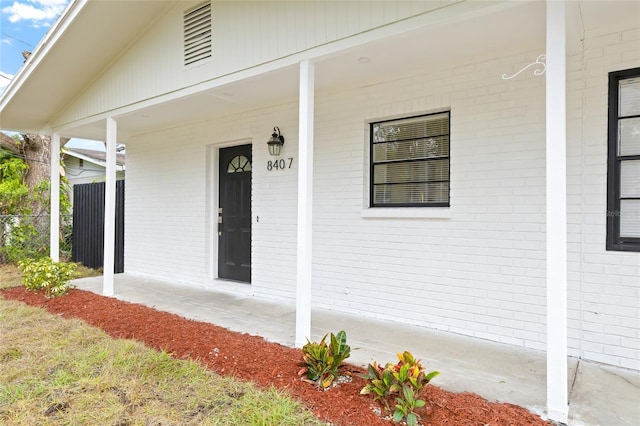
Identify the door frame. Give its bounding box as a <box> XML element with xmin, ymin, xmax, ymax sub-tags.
<box><xmin>206</xmin><ymin>139</ymin><xmax>253</xmax><ymax>285</ymax></box>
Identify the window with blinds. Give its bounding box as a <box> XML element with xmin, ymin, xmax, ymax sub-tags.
<box><xmin>607</xmin><ymin>68</ymin><xmax>640</xmax><ymax>252</ymax></box>
<box><xmin>184</xmin><ymin>2</ymin><xmax>212</xmax><ymax>67</ymax></box>
<box><xmin>370</xmin><ymin>112</ymin><xmax>450</xmax><ymax>207</ymax></box>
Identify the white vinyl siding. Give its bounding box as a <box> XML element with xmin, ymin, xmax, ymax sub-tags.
<box><xmin>52</xmin><ymin>1</ymin><xmax>456</xmax><ymax>128</ymax></box>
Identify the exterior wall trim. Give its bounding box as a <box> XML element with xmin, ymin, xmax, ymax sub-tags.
<box><xmin>361</xmin><ymin>208</ymin><xmax>451</xmax><ymax>219</ymax></box>
<box><xmin>545</xmin><ymin>1</ymin><xmax>569</xmax><ymax>422</ymax></box>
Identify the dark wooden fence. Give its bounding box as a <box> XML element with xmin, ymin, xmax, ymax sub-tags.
<box><xmin>72</xmin><ymin>181</ymin><xmax>124</xmax><ymax>272</ymax></box>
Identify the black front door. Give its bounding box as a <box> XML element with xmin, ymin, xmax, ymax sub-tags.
<box><xmin>218</xmin><ymin>145</ymin><xmax>252</xmax><ymax>282</ymax></box>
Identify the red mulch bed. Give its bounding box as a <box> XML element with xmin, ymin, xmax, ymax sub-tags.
<box><xmin>1</xmin><ymin>287</ymin><xmax>550</xmax><ymax>425</ymax></box>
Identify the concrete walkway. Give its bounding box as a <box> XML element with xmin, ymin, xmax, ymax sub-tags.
<box><xmin>72</xmin><ymin>274</ymin><xmax>640</xmax><ymax>426</ymax></box>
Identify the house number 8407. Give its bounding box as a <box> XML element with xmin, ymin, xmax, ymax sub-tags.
<box><xmin>267</xmin><ymin>158</ymin><xmax>293</xmax><ymax>171</ymax></box>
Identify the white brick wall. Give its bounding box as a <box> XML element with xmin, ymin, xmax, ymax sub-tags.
<box><xmin>565</xmin><ymin>24</ymin><xmax>640</xmax><ymax>370</ymax></box>
<box><xmin>125</xmin><ymin>131</ymin><xmax>208</xmax><ymax>285</ymax></box>
<box><xmin>124</xmin><ymin>23</ymin><xmax>639</xmax><ymax>370</ymax></box>
<box><xmin>126</xmin><ymin>102</ymin><xmax>304</xmax><ymax>301</ymax></box>
<box><xmin>308</xmin><ymin>55</ymin><xmax>550</xmax><ymax>353</ymax></box>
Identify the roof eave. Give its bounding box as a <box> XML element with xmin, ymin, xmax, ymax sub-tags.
<box><xmin>0</xmin><ymin>0</ymin><xmax>87</xmax><ymax>127</ymax></box>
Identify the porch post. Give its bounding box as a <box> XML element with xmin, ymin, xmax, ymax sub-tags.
<box><xmin>295</xmin><ymin>59</ymin><xmax>315</xmax><ymax>348</ymax></box>
<box><xmin>49</xmin><ymin>133</ymin><xmax>60</xmax><ymax>262</ymax></box>
<box><xmin>103</xmin><ymin>117</ymin><xmax>117</xmax><ymax>297</ymax></box>
<box><xmin>545</xmin><ymin>0</ymin><xmax>569</xmax><ymax>423</ymax></box>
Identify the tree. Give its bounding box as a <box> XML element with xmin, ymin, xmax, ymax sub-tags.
<box><xmin>0</xmin><ymin>132</ymin><xmax>59</xmax><ymax>189</ymax></box>
<box><xmin>0</xmin><ymin>131</ymin><xmax>70</xmax><ymax>215</ymax></box>
<box><xmin>0</xmin><ymin>132</ymin><xmax>72</xmax><ymax>262</ymax></box>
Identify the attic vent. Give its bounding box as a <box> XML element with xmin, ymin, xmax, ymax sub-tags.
<box><xmin>184</xmin><ymin>1</ymin><xmax>212</xmax><ymax>66</ymax></box>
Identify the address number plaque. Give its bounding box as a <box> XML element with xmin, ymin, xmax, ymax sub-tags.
<box><xmin>267</xmin><ymin>158</ymin><xmax>294</xmax><ymax>171</ymax></box>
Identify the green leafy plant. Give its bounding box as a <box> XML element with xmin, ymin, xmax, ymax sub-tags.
<box><xmin>1</xmin><ymin>151</ymin><xmax>73</xmax><ymax>265</ymax></box>
<box><xmin>299</xmin><ymin>330</ymin><xmax>351</xmax><ymax>389</ymax></box>
<box><xmin>361</xmin><ymin>351</ymin><xmax>439</xmax><ymax>425</ymax></box>
<box><xmin>393</xmin><ymin>384</ymin><xmax>425</xmax><ymax>425</ymax></box>
<box><xmin>2</xmin><ymin>222</ymin><xmax>48</xmax><ymax>263</ymax></box>
<box><xmin>18</xmin><ymin>257</ymin><xmax>78</xmax><ymax>298</ymax></box>
<box><xmin>0</xmin><ymin>156</ymin><xmax>30</xmax><ymax>215</ymax></box>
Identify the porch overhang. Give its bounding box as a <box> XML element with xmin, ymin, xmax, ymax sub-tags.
<box><xmin>0</xmin><ymin>0</ymin><xmax>172</xmax><ymax>134</ymax></box>
<box><xmin>3</xmin><ymin>1</ymin><xmax>636</xmax><ymax>425</ymax></box>
<box><xmin>2</xmin><ymin>1</ymin><xmax>636</xmax><ymax>140</ymax></box>
<box><xmin>4</xmin><ymin>0</ymin><xmax>554</xmax><ymax>140</ymax></box>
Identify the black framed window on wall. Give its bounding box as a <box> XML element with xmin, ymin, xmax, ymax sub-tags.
<box><xmin>607</xmin><ymin>67</ymin><xmax>640</xmax><ymax>252</ymax></box>
<box><xmin>370</xmin><ymin>111</ymin><xmax>450</xmax><ymax>207</ymax></box>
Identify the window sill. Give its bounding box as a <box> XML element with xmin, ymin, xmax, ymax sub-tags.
<box><xmin>606</xmin><ymin>242</ymin><xmax>640</xmax><ymax>252</ymax></box>
<box><xmin>361</xmin><ymin>207</ymin><xmax>451</xmax><ymax>220</ymax></box>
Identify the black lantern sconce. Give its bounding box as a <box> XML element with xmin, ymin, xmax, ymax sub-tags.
<box><xmin>267</xmin><ymin>127</ymin><xmax>285</xmax><ymax>156</ymax></box>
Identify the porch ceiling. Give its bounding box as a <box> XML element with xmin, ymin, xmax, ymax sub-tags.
<box><xmin>2</xmin><ymin>0</ymin><xmax>638</xmax><ymax>142</ymax></box>
<box><xmin>69</xmin><ymin>0</ymin><xmax>551</xmax><ymax>141</ymax></box>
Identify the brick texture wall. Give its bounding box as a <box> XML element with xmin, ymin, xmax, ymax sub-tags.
<box><xmin>125</xmin><ymin>25</ymin><xmax>639</xmax><ymax>370</ymax></box>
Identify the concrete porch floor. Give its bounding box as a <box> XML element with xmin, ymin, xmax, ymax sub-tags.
<box><xmin>72</xmin><ymin>274</ymin><xmax>640</xmax><ymax>426</ymax></box>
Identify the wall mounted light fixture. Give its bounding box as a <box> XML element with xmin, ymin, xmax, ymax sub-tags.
<box><xmin>267</xmin><ymin>127</ymin><xmax>285</xmax><ymax>156</ymax></box>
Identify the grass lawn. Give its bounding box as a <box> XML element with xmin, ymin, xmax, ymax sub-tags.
<box><xmin>0</xmin><ymin>263</ymin><xmax>23</xmax><ymax>289</ymax></box>
<box><xmin>0</xmin><ymin>264</ymin><xmax>324</xmax><ymax>425</ymax></box>
<box><xmin>0</xmin><ymin>263</ymin><xmax>100</xmax><ymax>290</ymax></box>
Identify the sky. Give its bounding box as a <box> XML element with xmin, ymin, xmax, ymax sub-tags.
<box><xmin>0</xmin><ymin>0</ymin><xmax>69</xmax><ymax>90</ymax></box>
<box><xmin>0</xmin><ymin>0</ymin><xmax>105</xmax><ymax>151</ymax></box>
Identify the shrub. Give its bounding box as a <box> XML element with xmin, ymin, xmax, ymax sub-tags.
<box><xmin>299</xmin><ymin>330</ymin><xmax>351</xmax><ymax>389</ymax></box>
<box><xmin>361</xmin><ymin>351</ymin><xmax>439</xmax><ymax>426</ymax></box>
<box><xmin>18</xmin><ymin>257</ymin><xmax>78</xmax><ymax>298</ymax></box>
<box><xmin>2</xmin><ymin>222</ymin><xmax>48</xmax><ymax>263</ymax></box>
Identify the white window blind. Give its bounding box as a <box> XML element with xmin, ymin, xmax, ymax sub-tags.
<box><xmin>371</xmin><ymin>112</ymin><xmax>450</xmax><ymax>207</ymax></box>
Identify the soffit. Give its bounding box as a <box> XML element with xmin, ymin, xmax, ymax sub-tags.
<box><xmin>0</xmin><ymin>0</ymin><xmax>173</xmax><ymax>133</ymax></box>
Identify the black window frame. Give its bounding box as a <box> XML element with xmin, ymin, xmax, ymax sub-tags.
<box><xmin>369</xmin><ymin>111</ymin><xmax>451</xmax><ymax>208</ymax></box>
<box><xmin>606</xmin><ymin>67</ymin><xmax>640</xmax><ymax>252</ymax></box>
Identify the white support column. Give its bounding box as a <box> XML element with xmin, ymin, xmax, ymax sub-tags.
<box><xmin>545</xmin><ymin>1</ymin><xmax>569</xmax><ymax>423</ymax></box>
<box><xmin>103</xmin><ymin>117</ymin><xmax>117</xmax><ymax>297</ymax></box>
<box><xmin>49</xmin><ymin>133</ymin><xmax>60</xmax><ymax>262</ymax></box>
<box><xmin>295</xmin><ymin>59</ymin><xmax>315</xmax><ymax>348</ymax></box>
